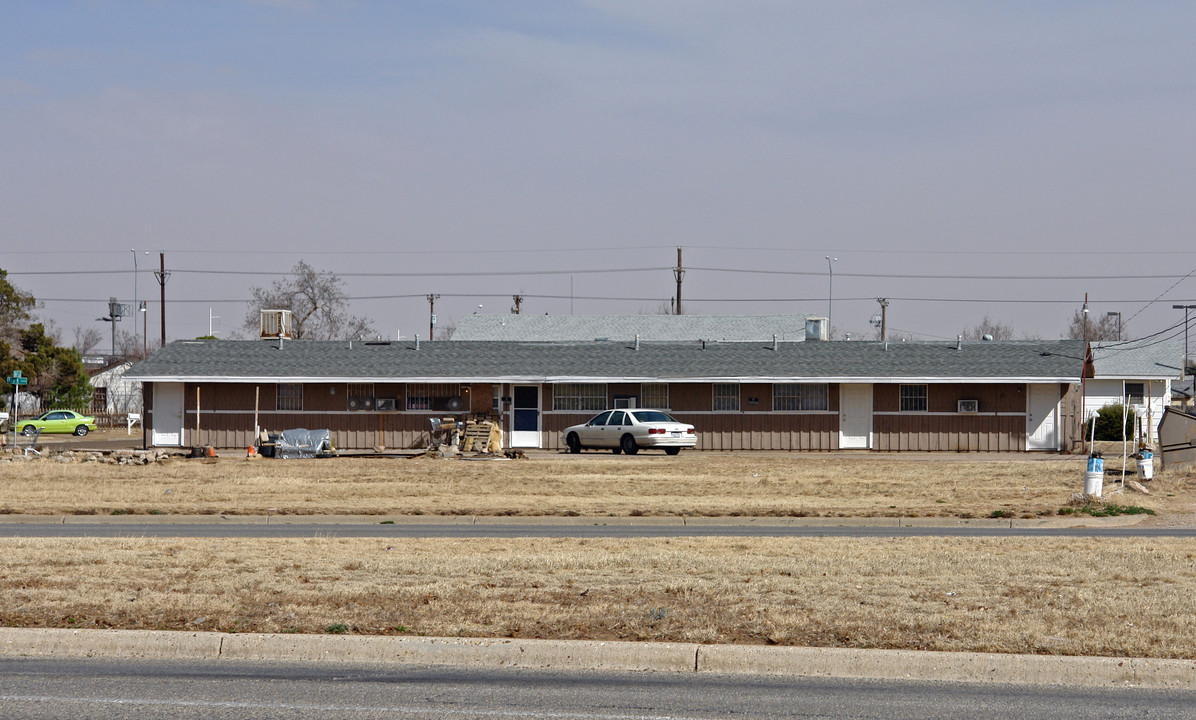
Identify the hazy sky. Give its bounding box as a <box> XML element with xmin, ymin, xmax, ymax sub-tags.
<box><xmin>4</xmin><ymin>1</ymin><xmax>1196</xmax><ymax>346</ymax></box>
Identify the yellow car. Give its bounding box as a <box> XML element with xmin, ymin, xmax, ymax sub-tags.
<box><xmin>16</xmin><ymin>410</ymin><xmax>98</xmax><ymax>436</ymax></box>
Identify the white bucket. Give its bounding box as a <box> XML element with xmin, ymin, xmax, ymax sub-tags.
<box><xmin>1137</xmin><ymin>455</ymin><xmax>1154</xmax><ymax>480</ymax></box>
<box><xmin>1084</xmin><ymin>456</ymin><xmax>1104</xmax><ymax>496</ymax></box>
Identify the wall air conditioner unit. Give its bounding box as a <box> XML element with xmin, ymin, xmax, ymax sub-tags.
<box><xmin>376</xmin><ymin>398</ymin><xmax>396</xmax><ymax>412</ymax></box>
<box><xmin>958</xmin><ymin>399</ymin><xmax>979</xmax><ymax>413</ymax></box>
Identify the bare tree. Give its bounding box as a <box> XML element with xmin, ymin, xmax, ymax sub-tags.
<box><xmin>962</xmin><ymin>314</ymin><xmax>1015</xmax><ymax>341</ymax></box>
<box><xmin>72</xmin><ymin>326</ymin><xmax>103</xmax><ymax>355</ymax></box>
<box><xmin>1064</xmin><ymin>309</ymin><xmax>1121</xmax><ymax>341</ymax></box>
<box><xmin>244</xmin><ymin>261</ymin><xmax>375</xmax><ymax>340</ymax></box>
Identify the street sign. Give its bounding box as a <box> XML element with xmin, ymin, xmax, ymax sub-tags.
<box><xmin>6</xmin><ymin>370</ymin><xmax>26</xmax><ymax>385</ymax></box>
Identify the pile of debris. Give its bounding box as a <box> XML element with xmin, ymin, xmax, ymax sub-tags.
<box><xmin>425</xmin><ymin>418</ymin><xmax>504</xmax><ymax>457</ymax></box>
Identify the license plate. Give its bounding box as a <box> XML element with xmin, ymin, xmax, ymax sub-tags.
<box><xmin>671</xmin><ymin>431</ymin><xmax>681</xmax><ymax>437</ymax></box>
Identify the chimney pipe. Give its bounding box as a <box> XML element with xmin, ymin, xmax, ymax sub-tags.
<box><xmin>635</xmin><ymin>334</ymin><xmax>640</xmax><ymax>351</ymax></box>
<box><xmin>415</xmin><ymin>334</ymin><xmax>420</xmax><ymax>351</ymax></box>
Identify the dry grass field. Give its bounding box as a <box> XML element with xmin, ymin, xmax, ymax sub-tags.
<box><xmin>3</xmin><ymin>450</ymin><xmax>1194</xmax><ymax>658</ymax></box>
<box><xmin>1</xmin><ymin>451</ymin><xmax>1193</xmax><ymax>518</ymax></box>
<box><xmin>3</xmin><ymin>536</ymin><xmax>1194</xmax><ymax>658</ymax></box>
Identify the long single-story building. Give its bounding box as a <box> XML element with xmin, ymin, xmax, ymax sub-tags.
<box><xmin>124</xmin><ymin>337</ymin><xmax>1091</xmax><ymax>453</ymax></box>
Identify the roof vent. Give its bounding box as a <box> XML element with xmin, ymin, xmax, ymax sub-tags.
<box><xmin>635</xmin><ymin>334</ymin><xmax>640</xmax><ymax>351</ymax></box>
<box><xmin>773</xmin><ymin>334</ymin><xmax>778</xmax><ymax>351</ymax></box>
<box><xmin>956</xmin><ymin>335</ymin><xmax>963</xmax><ymax>350</ymax></box>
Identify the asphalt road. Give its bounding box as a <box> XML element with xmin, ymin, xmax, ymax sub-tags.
<box><xmin>1</xmin><ymin>520</ymin><xmax>1193</xmax><ymax>539</ymax></box>
<box><xmin>1</xmin><ymin>658</ymin><xmax>1192</xmax><ymax>720</ymax></box>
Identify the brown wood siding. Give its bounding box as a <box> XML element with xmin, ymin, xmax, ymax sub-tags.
<box><xmin>470</xmin><ymin>383</ymin><xmax>493</xmax><ymax>414</ymax></box>
<box><xmin>874</xmin><ymin>383</ymin><xmax>1025</xmax><ymax>414</ymax></box>
<box><xmin>873</xmin><ymin>414</ymin><xmax>1026</xmax><ymax>452</ymax></box>
<box><xmin>740</xmin><ymin>383</ymin><xmax>770</xmax><ymax>413</ymax></box>
<box><xmin>661</xmin><ymin>383</ymin><xmax>702</xmax><ymax>412</ymax></box>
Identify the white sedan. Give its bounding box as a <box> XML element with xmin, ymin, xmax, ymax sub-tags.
<box><xmin>562</xmin><ymin>409</ymin><xmax>697</xmax><ymax>455</ymax></box>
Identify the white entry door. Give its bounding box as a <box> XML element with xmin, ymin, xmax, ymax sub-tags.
<box><xmin>1027</xmin><ymin>384</ymin><xmax>1059</xmax><ymax>451</ymax></box>
<box><xmin>151</xmin><ymin>382</ymin><xmax>184</xmax><ymax>447</ymax></box>
<box><xmin>510</xmin><ymin>385</ymin><xmax>541</xmax><ymax>448</ymax></box>
<box><xmin>839</xmin><ymin>384</ymin><xmax>873</xmax><ymax>449</ymax></box>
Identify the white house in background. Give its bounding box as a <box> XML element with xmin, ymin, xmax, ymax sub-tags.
<box><xmin>1088</xmin><ymin>339</ymin><xmax>1183</xmax><ymax>444</ymax></box>
<box><xmin>89</xmin><ymin>361</ymin><xmax>143</xmax><ymax>414</ymax></box>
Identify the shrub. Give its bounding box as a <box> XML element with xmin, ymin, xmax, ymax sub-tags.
<box><xmin>1085</xmin><ymin>403</ymin><xmax>1137</xmax><ymax>442</ymax></box>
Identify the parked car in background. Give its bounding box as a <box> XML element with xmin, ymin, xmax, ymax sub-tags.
<box><xmin>562</xmin><ymin>409</ymin><xmax>697</xmax><ymax>455</ymax></box>
<box><xmin>16</xmin><ymin>410</ymin><xmax>97</xmax><ymax>436</ymax></box>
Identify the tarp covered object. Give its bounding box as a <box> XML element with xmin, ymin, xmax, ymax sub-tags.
<box><xmin>276</xmin><ymin>428</ymin><xmax>333</xmax><ymax>459</ymax></box>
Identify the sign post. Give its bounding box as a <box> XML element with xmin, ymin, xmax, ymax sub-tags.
<box><xmin>6</xmin><ymin>370</ymin><xmax>28</xmax><ymax>445</ymax></box>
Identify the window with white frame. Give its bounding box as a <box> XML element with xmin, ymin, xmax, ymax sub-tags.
<box><xmin>276</xmin><ymin>383</ymin><xmax>303</xmax><ymax>411</ymax></box>
<box><xmin>773</xmin><ymin>383</ymin><xmax>828</xmax><ymax>411</ymax></box>
<box><xmin>899</xmin><ymin>384</ymin><xmax>928</xmax><ymax>412</ymax></box>
<box><xmin>406</xmin><ymin>383</ymin><xmax>463</xmax><ymax>411</ymax></box>
<box><xmin>553</xmin><ymin>383</ymin><xmax>607</xmax><ymax>411</ymax></box>
<box><xmin>641</xmin><ymin>383</ymin><xmax>669</xmax><ymax>409</ymax></box>
<box><xmin>713</xmin><ymin>383</ymin><xmax>740</xmax><ymax>411</ymax></box>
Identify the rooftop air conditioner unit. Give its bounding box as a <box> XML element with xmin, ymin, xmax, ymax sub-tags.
<box><xmin>805</xmin><ymin>317</ymin><xmax>828</xmax><ymax>341</ymax></box>
<box><xmin>260</xmin><ymin>309</ymin><xmax>293</xmax><ymax>340</ymax></box>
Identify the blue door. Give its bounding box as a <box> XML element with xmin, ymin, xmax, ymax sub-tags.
<box><xmin>511</xmin><ymin>385</ymin><xmax>540</xmax><ymax>448</ymax></box>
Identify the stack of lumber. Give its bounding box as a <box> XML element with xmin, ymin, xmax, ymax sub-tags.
<box><xmin>461</xmin><ymin>420</ymin><xmax>503</xmax><ymax>453</ymax></box>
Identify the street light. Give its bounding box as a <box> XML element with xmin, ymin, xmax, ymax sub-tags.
<box><xmin>824</xmin><ymin>256</ymin><xmax>837</xmax><ymax>329</ymax></box>
<box><xmin>1106</xmin><ymin>311</ymin><xmax>1121</xmax><ymax>341</ymax></box>
<box><xmin>131</xmin><ymin>250</ymin><xmax>149</xmax><ymax>357</ymax></box>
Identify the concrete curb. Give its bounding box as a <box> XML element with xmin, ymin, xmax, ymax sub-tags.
<box><xmin>2</xmin><ymin>628</ymin><xmax>1194</xmax><ymax>688</ymax></box>
<box><xmin>221</xmin><ymin>634</ymin><xmax>698</xmax><ymax>672</ymax></box>
<box><xmin>697</xmin><ymin>645</ymin><xmax>1196</xmax><ymax>689</ymax></box>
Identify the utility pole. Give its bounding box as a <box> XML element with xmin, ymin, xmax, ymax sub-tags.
<box><xmin>154</xmin><ymin>253</ymin><xmax>170</xmax><ymax>347</ymax></box>
<box><xmin>877</xmin><ymin>298</ymin><xmax>889</xmax><ymax>341</ymax></box>
<box><xmin>427</xmin><ymin>294</ymin><xmax>440</xmax><ymax>341</ymax></box>
<box><xmin>1174</xmin><ymin>305</ymin><xmax>1196</xmax><ymax>377</ymax></box>
<box><xmin>511</xmin><ymin>294</ymin><xmax>523</xmax><ymax>314</ymax></box>
<box><xmin>673</xmin><ymin>247</ymin><xmax>685</xmax><ymax>315</ymax></box>
<box><xmin>824</xmin><ymin>256</ymin><xmax>837</xmax><ymax>329</ymax></box>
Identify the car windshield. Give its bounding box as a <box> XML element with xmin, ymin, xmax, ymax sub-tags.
<box><xmin>631</xmin><ymin>411</ymin><xmax>677</xmax><ymax>423</ymax></box>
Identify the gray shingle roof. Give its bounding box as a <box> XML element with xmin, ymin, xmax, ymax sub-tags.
<box><xmin>126</xmin><ymin>338</ymin><xmax>1087</xmax><ymax>384</ymax></box>
<box><xmin>1091</xmin><ymin>339</ymin><xmax>1185</xmax><ymax>379</ymax></box>
<box><xmin>450</xmin><ymin>314</ymin><xmax>813</xmax><ymax>342</ymax></box>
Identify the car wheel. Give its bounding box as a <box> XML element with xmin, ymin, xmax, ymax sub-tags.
<box><xmin>21</xmin><ymin>425</ymin><xmax>36</xmax><ymax>436</ymax></box>
<box><xmin>74</xmin><ymin>425</ymin><xmax>89</xmax><ymax>436</ymax></box>
<box><xmin>566</xmin><ymin>433</ymin><xmax>581</xmax><ymax>454</ymax></box>
<box><xmin>620</xmin><ymin>434</ymin><xmax>639</xmax><ymax>455</ymax></box>
<box><xmin>664</xmin><ymin>447</ymin><xmax>681</xmax><ymax>456</ymax></box>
